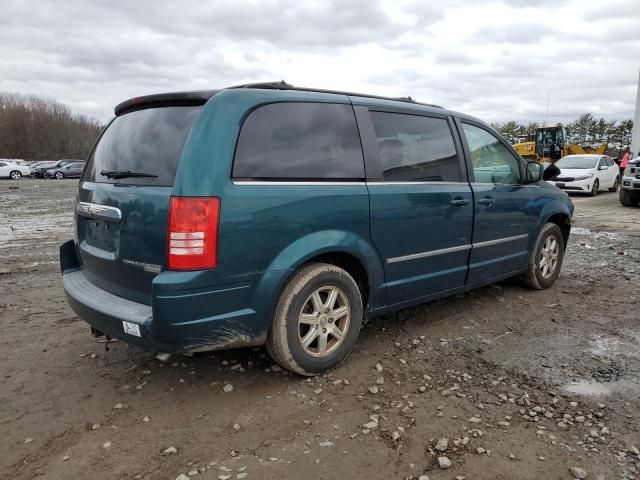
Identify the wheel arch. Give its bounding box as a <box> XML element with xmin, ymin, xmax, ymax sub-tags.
<box><xmin>541</xmin><ymin>210</ymin><xmax>572</xmax><ymax>250</ymax></box>
<box><xmin>252</xmin><ymin>230</ymin><xmax>386</xmax><ymax>337</ymax></box>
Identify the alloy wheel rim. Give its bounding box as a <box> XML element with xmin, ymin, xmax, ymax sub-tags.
<box><xmin>538</xmin><ymin>235</ymin><xmax>560</xmax><ymax>279</ymax></box>
<box><xmin>10</xmin><ymin>172</ymin><xmax>19</xmax><ymax>179</ymax></box>
<box><xmin>298</xmin><ymin>286</ymin><xmax>350</xmax><ymax>357</ymax></box>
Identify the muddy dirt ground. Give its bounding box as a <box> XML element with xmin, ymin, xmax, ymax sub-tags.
<box><xmin>1</xmin><ymin>179</ymin><xmax>639</xmax><ymax>480</ymax></box>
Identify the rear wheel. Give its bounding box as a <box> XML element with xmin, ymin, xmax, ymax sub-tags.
<box><xmin>266</xmin><ymin>263</ymin><xmax>363</xmax><ymax>376</ymax></box>
<box><xmin>9</xmin><ymin>170</ymin><xmax>21</xmax><ymax>180</ymax></box>
<box><xmin>609</xmin><ymin>176</ymin><xmax>619</xmax><ymax>192</ymax></box>
<box><xmin>590</xmin><ymin>179</ymin><xmax>599</xmax><ymax>196</ymax></box>
<box><xmin>55</xmin><ymin>171</ymin><xmax>64</xmax><ymax>179</ymax></box>
<box><xmin>521</xmin><ymin>223</ymin><xmax>565</xmax><ymax>290</ymax></box>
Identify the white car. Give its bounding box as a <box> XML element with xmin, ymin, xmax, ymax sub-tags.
<box><xmin>0</xmin><ymin>160</ymin><xmax>31</xmax><ymax>179</ymax></box>
<box><xmin>551</xmin><ymin>154</ymin><xmax>619</xmax><ymax>195</ymax></box>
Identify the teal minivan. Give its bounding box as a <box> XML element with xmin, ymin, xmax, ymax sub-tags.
<box><xmin>60</xmin><ymin>82</ymin><xmax>573</xmax><ymax>375</ymax></box>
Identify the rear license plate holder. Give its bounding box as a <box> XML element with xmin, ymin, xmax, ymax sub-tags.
<box><xmin>85</xmin><ymin>218</ymin><xmax>120</xmax><ymax>252</ymax></box>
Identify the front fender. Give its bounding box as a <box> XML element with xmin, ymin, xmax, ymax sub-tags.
<box><xmin>251</xmin><ymin>230</ymin><xmax>386</xmax><ymax>333</ymax></box>
<box><xmin>530</xmin><ymin>195</ymin><xmax>573</xmax><ymax>249</ymax></box>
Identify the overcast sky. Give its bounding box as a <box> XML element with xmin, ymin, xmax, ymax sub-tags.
<box><xmin>1</xmin><ymin>0</ymin><xmax>638</xmax><ymax>124</ymax></box>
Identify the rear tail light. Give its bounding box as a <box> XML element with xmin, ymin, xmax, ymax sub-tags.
<box><xmin>167</xmin><ymin>197</ymin><xmax>220</xmax><ymax>270</ymax></box>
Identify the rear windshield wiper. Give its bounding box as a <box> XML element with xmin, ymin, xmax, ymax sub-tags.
<box><xmin>100</xmin><ymin>169</ymin><xmax>158</xmax><ymax>179</ymax></box>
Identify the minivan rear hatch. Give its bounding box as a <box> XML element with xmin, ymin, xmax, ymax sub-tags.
<box><xmin>77</xmin><ymin>98</ymin><xmax>206</xmax><ymax>304</ymax></box>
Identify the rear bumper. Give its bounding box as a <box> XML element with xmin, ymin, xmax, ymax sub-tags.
<box><xmin>60</xmin><ymin>240</ymin><xmax>266</xmax><ymax>353</ymax></box>
<box><xmin>62</xmin><ymin>269</ymin><xmax>162</xmax><ymax>350</ymax></box>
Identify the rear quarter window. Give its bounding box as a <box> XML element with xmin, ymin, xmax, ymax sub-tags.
<box><xmin>84</xmin><ymin>106</ymin><xmax>202</xmax><ymax>186</ymax></box>
<box><xmin>233</xmin><ymin>102</ymin><xmax>364</xmax><ymax>180</ymax></box>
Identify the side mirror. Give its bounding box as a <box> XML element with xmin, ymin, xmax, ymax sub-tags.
<box><xmin>543</xmin><ymin>163</ymin><xmax>560</xmax><ymax>181</ymax></box>
<box><xmin>525</xmin><ymin>161</ymin><xmax>543</xmax><ymax>183</ymax></box>
<box><xmin>598</xmin><ymin>165</ymin><xmax>607</xmax><ymax>171</ymax></box>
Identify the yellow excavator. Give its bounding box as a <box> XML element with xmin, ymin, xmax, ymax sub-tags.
<box><xmin>513</xmin><ymin>125</ymin><xmax>607</xmax><ymax>162</ymax></box>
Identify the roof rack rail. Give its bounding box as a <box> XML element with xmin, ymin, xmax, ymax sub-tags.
<box><xmin>228</xmin><ymin>80</ymin><xmax>294</xmax><ymax>90</ymax></box>
<box><xmin>227</xmin><ymin>81</ymin><xmax>442</xmax><ymax>109</ymax></box>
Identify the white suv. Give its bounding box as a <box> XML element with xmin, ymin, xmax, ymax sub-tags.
<box><xmin>620</xmin><ymin>157</ymin><xmax>640</xmax><ymax>206</ymax></box>
<box><xmin>0</xmin><ymin>160</ymin><xmax>31</xmax><ymax>179</ymax></box>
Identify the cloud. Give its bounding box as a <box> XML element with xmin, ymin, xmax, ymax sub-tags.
<box><xmin>470</xmin><ymin>23</ymin><xmax>560</xmax><ymax>45</ymax></box>
<box><xmin>435</xmin><ymin>51</ymin><xmax>478</xmax><ymax>65</ymax></box>
<box><xmin>0</xmin><ymin>0</ymin><xmax>637</xmax><ymax>124</ymax></box>
<box><xmin>584</xmin><ymin>0</ymin><xmax>639</xmax><ymax>20</ymax></box>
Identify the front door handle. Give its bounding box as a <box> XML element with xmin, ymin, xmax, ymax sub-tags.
<box><xmin>478</xmin><ymin>197</ymin><xmax>495</xmax><ymax>206</ymax></box>
<box><xmin>449</xmin><ymin>198</ymin><xmax>470</xmax><ymax>207</ymax></box>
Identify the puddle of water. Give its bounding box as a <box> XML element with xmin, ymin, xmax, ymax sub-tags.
<box><xmin>0</xmin><ymin>212</ymin><xmax>72</xmax><ymax>244</ymax></box>
<box><xmin>571</xmin><ymin>227</ymin><xmax>639</xmax><ymax>242</ymax></box>
<box><xmin>590</xmin><ymin>334</ymin><xmax>640</xmax><ymax>360</ymax></box>
<box><xmin>564</xmin><ymin>380</ymin><xmax>612</xmax><ymax>396</ymax></box>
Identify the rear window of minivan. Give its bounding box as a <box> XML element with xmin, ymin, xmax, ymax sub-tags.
<box><xmin>84</xmin><ymin>106</ymin><xmax>202</xmax><ymax>186</ymax></box>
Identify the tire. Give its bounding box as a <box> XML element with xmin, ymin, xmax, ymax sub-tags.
<box><xmin>9</xmin><ymin>170</ymin><xmax>22</xmax><ymax>180</ymax></box>
<box><xmin>609</xmin><ymin>176</ymin><xmax>619</xmax><ymax>192</ymax></box>
<box><xmin>55</xmin><ymin>171</ymin><xmax>64</xmax><ymax>179</ymax></box>
<box><xmin>589</xmin><ymin>179</ymin><xmax>599</xmax><ymax>196</ymax></box>
<box><xmin>521</xmin><ymin>223</ymin><xmax>565</xmax><ymax>290</ymax></box>
<box><xmin>619</xmin><ymin>188</ymin><xmax>638</xmax><ymax>207</ymax></box>
<box><xmin>266</xmin><ymin>263</ymin><xmax>363</xmax><ymax>376</ymax></box>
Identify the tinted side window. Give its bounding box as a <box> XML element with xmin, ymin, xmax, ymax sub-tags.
<box><xmin>462</xmin><ymin>123</ymin><xmax>522</xmax><ymax>184</ymax></box>
<box><xmin>369</xmin><ymin>112</ymin><xmax>460</xmax><ymax>182</ymax></box>
<box><xmin>233</xmin><ymin>103</ymin><xmax>364</xmax><ymax>180</ymax></box>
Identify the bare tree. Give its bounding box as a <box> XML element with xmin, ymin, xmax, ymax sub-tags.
<box><xmin>0</xmin><ymin>92</ymin><xmax>103</xmax><ymax>160</ymax></box>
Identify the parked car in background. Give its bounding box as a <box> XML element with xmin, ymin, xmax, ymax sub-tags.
<box><xmin>550</xmin><ymin>154</ymin><xmax>619</xmax><ymax>195</ymax></box>
<box><xmin>33</xmin><ymin>159</ymin><xmax>83</xmax><ymax>178</ymax></box>
<box><xmin>2</xmin><ymin>159</ymin><xmax>29</xmax><ymax>166</ymax></box>
<box><xmin>4</xmin><ymin>160</ymin><xmax>32</xmax><ymax>177</ymax></box>
<box><xmin>0</xmin><ymin>160</ymin><xmax>31</xmax><ymax>179</ymax></box>
<box><xmin>620</xmin><ymin>156</ymin><xmax>640</xmax><ymax>206</ymax></box>
<box><xmin>30</xmin><ymin>161</ymin><xmax>50</xmax><ymax>169</ymax></box>
<box><xmin>30</xmin><ymin>161</ymin><xmax>56</xmax><ymax>176</ymax></box>
<box><xmin>60</xmin><ymin>83</ymin><xmax>574</xmax><ymax>375</ymax></box>
<box><xmin>45</xmin><ymin>161</ymin><xmax>85</xmax><ymax>179</ymax></box>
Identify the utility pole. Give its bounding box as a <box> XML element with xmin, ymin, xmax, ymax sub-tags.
<box><xmin>632</xmin><ymin>67</ymin><xmax>640</xmax><ymax>157</ymax></box>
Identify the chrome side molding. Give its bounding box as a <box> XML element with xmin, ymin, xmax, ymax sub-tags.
<box><xmin>387</xmin><ymin>234</ymin><xmax>528</xmax><ymax>264</ymax></box>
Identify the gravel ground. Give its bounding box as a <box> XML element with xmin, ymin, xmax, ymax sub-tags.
<box><xmin>1</xmin><ymin>179</ymin><xmax>639</xmax><ymax>480</ymax></box>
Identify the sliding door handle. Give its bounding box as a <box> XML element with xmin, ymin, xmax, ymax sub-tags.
<box><xmin>478</xmin><ymin>197</ymin><xmax>495</xmax><ymax>206</ymax></box>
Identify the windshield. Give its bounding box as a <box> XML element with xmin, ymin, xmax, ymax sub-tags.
<box><xmin>555</xmin><ymin>156</ymin><xmax>598</xmax><ymax>169</ymax></box>
<box><xmin>84</xmin><ymin>105</ymin><xmax>202</xmax><ymax>186</ymax></box>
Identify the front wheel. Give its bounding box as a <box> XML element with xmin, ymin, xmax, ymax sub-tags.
<box><xmin>266</xmin><ymin>263</ymin><xmax>363</xmax><ymax>376</ymax></box>
<box><xmin>590</xmin><ymin>179</ymin><xmax>599</xmax><ymax>196</ymax></box>
<box><xmin>619</xmin><ymin>188</ymin><xmax>638</xmax><ymax>207</ymax></box>
<box><xmin>521</xmin><ymin>223</ymin><xmax>565</xmax><ymax>290</ymax></box>
<box><xmin>55</xmin><ymin>172</ymin><xmax>64</xmax><ymax>179</ymax></box>
<box><xmin>9</xmin><ymin>170</ymin><xmax>22</xmax><ymax>180</ymax></box>
<box><xmin>609</xmin><ymin>176</ymin><xmax>619</xmax><ymax>192</ymax></box>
